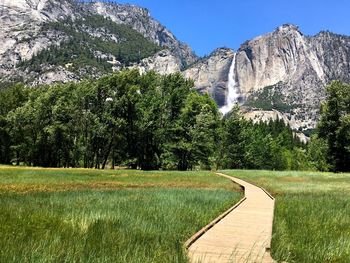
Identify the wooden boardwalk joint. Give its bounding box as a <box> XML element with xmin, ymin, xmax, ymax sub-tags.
<box><xmin>186</xmin><ymin>173</ymin><xmax>276</xmax><ymax>263</ymax></box>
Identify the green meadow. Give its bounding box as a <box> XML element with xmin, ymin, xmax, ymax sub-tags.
<box><xmin>0</xmin><ymin>167</ymin><xmax>241</xmax><ymax>263</ymax></box>
<box><xmin>223</xmin><ymin>170</ymin><xmax>350</xmax><ymax>263</ymax></box>
<box><xmin>1</xmin><ymin>167</ymin><xmax>350</xmax><ymax>263</ymax></box>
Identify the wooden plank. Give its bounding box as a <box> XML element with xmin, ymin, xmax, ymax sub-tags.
<box><xmin>186</xmin><ymin>173</ymin><xmax>276</xmax><ymax>263</ymax></box>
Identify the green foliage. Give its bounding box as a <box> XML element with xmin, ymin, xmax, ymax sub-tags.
<box><xmin>245</xmin><ymin>82</ymin><xmax>297</xmax><ymax>112</ymax></box>
<box><xmin>18</xmin><ymin>15</ymin><xmax>162</xmax><ymax>74</ymax></box>
<box><xmin>1</xmin><ymin>70</ymin><xmax>220</xmax><ymax>170</ymax></box>
<box><xmin>0</xmin><ymin>84</ymin><xmax>29</xmax><ymax>116</ymax></box>
<box><xmin>307</xmin><ymin>135</ymin><xmax>329</xmax><ymax>171</ymax></box>
<box><xmin>0</xmin><ymin>84</ymin><xmax>30</xmax><ymax>164</ymax></box>
<box><xmin>219</xmin><ymin>108</ymin><xmax>308</xmax><ymax>171</ymax></box>
<box><xmin>162</xmin><ymin>92</ymin><xmax>220</xmax><ymax>170</ymax></box>
<box><xmin>219</xmin><ymin>107</ymin><xmax>247</xmax><ymax>169</ymax></box>
<box><xmin>317</xmin><ymin>81</ymin><xmax>350</xmax><ymax>172</ymax></box>
<box><xmin>0</xmin><ymin>71</ymin><xmax>310</xmax><ymax>171</ymax></box>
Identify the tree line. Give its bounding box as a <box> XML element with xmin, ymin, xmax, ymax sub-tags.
<box><xmin>0</xmin><ymin>71</ymin><xmax>349</xmax><ymax>172</ymax></box>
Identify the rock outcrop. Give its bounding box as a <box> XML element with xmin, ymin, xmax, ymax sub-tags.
<box><xmin>0</xmin><ymin>0</ymin><xmax>76</xmax><ymax>79</ymax></box>
<box><xmin>237</xmin><ymin>25</ymin><xmax>350</xmax><ymax>130</ymax></box>
<box><xmin>236</xmin><ymin>25</ymin><xmax>326</xmax><ymax>95</ymax></box>
<box><xmin>84</xmin><ymin>2</ymin><xmax>197</xmax><ymax>67</ymax></box>
<box><xmin>130</xmin><ymin>49</ymin><xmax>181</xmax><ymax>75</ymax></box>
<box><xmin>0</xmin><ymin>0</ymin><xmax>197</xmax><ymax>84</ymax></box>
<box><xmin>1</xmin><ymin>1</ymin><xmax>350</xmax><ymax>132</ymax></box>
<box><xmin>186</xmin><ymin>24</ymin><xmax>350</xmax><ymax>131</ymax></box>
<box><xmin>183</xmin><ymin>48</ymin><xmax>234</xmax><ymax>106</ymax></box>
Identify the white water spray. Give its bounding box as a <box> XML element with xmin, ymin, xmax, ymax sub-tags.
<box><xmin>220</xmin><ymin>53</ymin><xmax>240</xmax><ymax>115</ymax></box>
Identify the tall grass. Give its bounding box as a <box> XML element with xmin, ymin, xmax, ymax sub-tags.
<box><xmin>0</xmin><ymin>166</ymin><xmax>239</xmax><ymax>193</ymax></box>
<box><xmin>223</xmin><ymin>170</ymin><xmax>350</xmax><ymax>263</ymax></box>
<box><xmin>0</xmin><ymin>167</ymin><xmax>242</xmax><ymax>262</ymax></box>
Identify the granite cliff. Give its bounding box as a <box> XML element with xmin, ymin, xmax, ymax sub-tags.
<box><xmin>1</xmin><ymin>1</ymin><xmax>350</xmax><ymax>132</ymax></box>
<box><xmin>0</xmin><ymin>0</ymin><xmax>197</xmax><ymax>85</ymax></box>
<box><xmin>185</xmin><ymin>24</ymin><xmax>350</xmax><ymax>131</ymax></box>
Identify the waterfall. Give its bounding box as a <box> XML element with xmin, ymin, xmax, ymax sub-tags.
<box><xmin>220</xmin><ymin>53</ymin><xmax>240</xmax><ymax>115</ymax></box>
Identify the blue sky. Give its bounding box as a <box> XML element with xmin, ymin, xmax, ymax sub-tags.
<box><xmin>113</xmin><ymin>0</ymin><xmax>350</xmax><ymax>56</ymax></box>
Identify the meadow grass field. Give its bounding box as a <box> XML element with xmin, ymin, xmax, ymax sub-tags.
<box><xmin>2</xmin><ymin>166</ymin><xmax>350</xmax><ymax>263</ymax></box>
<box><xmin>0</xmin><ymin>166</ymin><xmax>242</xmax><ymax>263</ymax></box>
<box><xmin>223</xmin><ymin>170</ymin><xmax>350</xmax><ymax>263</ymax></box>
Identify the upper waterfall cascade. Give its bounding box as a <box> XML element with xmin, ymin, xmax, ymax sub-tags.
<box><xmin>219</xmin><ymin>53</ymin><xmax>240</xmax><ymax>115</ymax></box>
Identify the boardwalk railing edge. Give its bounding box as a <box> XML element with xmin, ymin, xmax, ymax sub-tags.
<box><xmin>184</xmin><ymin>196</ymin><xmax>247</xmax><ymax>249</ymax></box>
<box><xmin>261</xmin><ymin>187</ymin><xmax>275</xmax><ymax>200</ymax></box>
<box><xmin>184</xmin><ymin>173</ymin><xmax>247</xmax><ymax>249</ymax></box>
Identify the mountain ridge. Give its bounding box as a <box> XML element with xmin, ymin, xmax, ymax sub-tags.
<box><xmin>187</xmin><ymin>23</ymin><xmax>350</xmax><ymax>131</ymax></box>
<box><xmin>1</xmin><ymin>1</ymin><xmax>350</xmax><ymax>132</ymax></box>
<box><xmin>0</xmin><ymin>0</ymin><xmax>197</xmax><ymax>85</ymax></box>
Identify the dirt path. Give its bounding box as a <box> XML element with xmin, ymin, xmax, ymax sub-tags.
<box><xmin>187</xmin><ymin>173</ymin><xmax>275</xmax><ymax>263</ymax></box>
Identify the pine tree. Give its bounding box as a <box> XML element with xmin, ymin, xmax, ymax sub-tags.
<box><xmin>318</xmin><ymin>81</ymin><xmax>350</xmax><ymax>172</ymax></box>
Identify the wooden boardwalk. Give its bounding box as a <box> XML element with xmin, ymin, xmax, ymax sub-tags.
<box><xmin>187</xmin><ymin>173</ymin><xmax>275</xmax><ymax>263</ymax></box>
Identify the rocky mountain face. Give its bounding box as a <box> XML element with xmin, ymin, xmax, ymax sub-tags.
<box><xmin>0</xmin><ymin>0</ymin><xmax>76</xmax><ymax>79</ymax></box>
<box><xmin>84</xmin><ymin>2</ymin><xmax>197</xmax><ymax>67</ymax></box>
<box><xmin>1</xmin><ymin>1</ymin><xmax>350</xmax><ymax>132</ymax></box>
<box><xmin>183</xmin><ymin>48</ymin><xmax>234</xmax><ymax>107</ymax></box>
<box><xmin>132</xmin><ymin>49</ymin><xmax>181</xmax><ymax>76</ymax></box>
<box><xmin>185</xmin><ymin>24</ymin><xmax>350</xmax><ymax>132</ymax></box>
<box><xmin>0</xmin><ymin>0</ymin><xmax>197</xmax><ymax>85</ymax></box>
<box><xmin>244</xmin><ymin>25</ymin><xmax>350</xmax><ymax>131</ymax></box>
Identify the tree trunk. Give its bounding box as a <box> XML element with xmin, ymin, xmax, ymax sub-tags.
<box><xmin>16</xmin><ymin>151</ymin><xmax>19</xmax><ymax>166</ymax></box>
<box><xmin>111</xmin><ymin>148</ymin><xmax>115</xmax><ymax>170</ymax></box>
<box><xmin>102</xmin><ymin>140</ymin><xmax>113</xmax><ymax>170</ymax></box>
